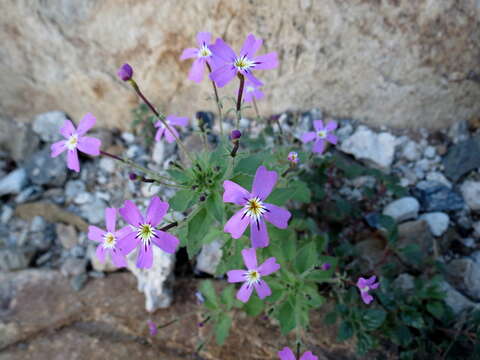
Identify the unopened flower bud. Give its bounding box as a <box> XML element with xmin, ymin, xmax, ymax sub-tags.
<box><xmin>321</xmin><ymin>263</ymin><xmax>331</xmax><ymax>271</ymax></box>
<box><xmin>199</xmin><ymin>195</ymin><xmax>206</xmax><ymax>202</ymax></box>
<box><xmin>117</xmin><ymin>63</ymin><xmax>133</xmax><ymax>81</ymax></box>
<box><xmin>129</xmin><ymin>172</ymin><xmax>138</xmax><ymax>181</ymax></box>
<box><xmin>230</xmin><ymin>129</ymin><xmax>242</xmax><ymax>140</ymax></box>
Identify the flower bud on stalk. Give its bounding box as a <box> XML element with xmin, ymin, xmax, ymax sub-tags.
<box><xmin>230</xmin><ymin>129</ymin><xmax>241</xmax><ymax>157</ymax></box>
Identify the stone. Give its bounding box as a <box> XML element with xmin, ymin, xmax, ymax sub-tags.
<box><xmin>14</xmin><ymin>185</ymin><xmax>43</xmax><ymax>203</ymax></box>
<box><xmin>196</xmin><ymin>111</ymin><xmax>215</xmax><ymax>129</ymax></box>
<box><xmin>70</xmin><ymin>273</ymin><xmax>88</xmax><ymax>291</ymax></box>
<box><xmin>0</xmin><ymin>168</ymin><xmax>28</xmax><ymax>196</ymax></box>
<box><xmin>32</xmin><ymin>111</ymin><xmax>69</xmax><ymax>142</ymax></box>
<box><xmin>425</xmin><ymin>171</ymin><xmax>452</xmax><ymax>188</ymax></box>
<box><xmin>25</xmin><ymin>147</ymin><xmax>67</xmax><ymax>187</ymax></box>
<box><xmin>445</xmin><ymin>257</ymin><xmax>480</xmax><ymax>301</ymax></box>
<box><xmin>397</xmin><ymin>220</ymin><xmax>433</xmax><ymax>269</ymax></box>
<box><xmin>460</xmin><ymin>180</ymin><xmax>480</xmax><ymax>211</ymax></box>
<box><xmin>443</xmin><ymin>135</ymin><xmax>480</xmax><ymax>182</ymax></box>
<box><xmin>340</xmin><ymin>126</ymin><xmax>395</xmax><ymax>170</ymax></box>
<box><xmin>74</xmin><ymin>192</ymin><xmax>92</xmax><ymax>205</ymax></box>
<box><xmin>196</xmin><ymin>240</ymin><xmax>223</xmax><ymax>275</ymax></box>
<box><xmin>383</xmin><ymin>197</ymin><xmax>420</xmax><ymax>223</ymax></box>
<box><xmin>61</xmin><ymin>257</ymin><xmax>87</xmax><ymax>277</ymax></box>
<box><xmin>420</xmin><ymin>212</ymin><xmax>450</xmax><ymax>237</ymax></box>
<box><xmin>87</xmin><ymin>244</ymin><xmax>118</xmax><ymax>273</ymax></box>
<box><xmin>412</xmin><ymin>181</ymin><xmax>465</xmax><ymax>212</ymax></box>
<box><xmin>121</xmin><ymin>132</ymin><xmax>135</xmax><ymax>144</ymax></box>
<box><xmin>448</xmin><ymin>120</ymin><xmax>470</xmax><ymax>144</ymax></box>
<box><xmin>439</xmin><ymin>281</ymin><xmax>479</xmax><ymax>315</ymax></box>
<box><xmin>399</xmin><ymin>140</ymin><xmax>421</xmax><ymax>162</ymax></box>
<box><xmin>65</xmin><ymin>180</ymin><xmax>86</xmax><ymax>202</ymax></box>
<box><xmin>424</xmin><ymin>146</ymin><xmax>436</xmax><ymax>159</ymax></box>
<box><xmin>151</xmin><ymin>141</ymin><xmax>165</xmax><ymax>165</ymax></box>
<box><xmin>392</xmin><ymin>273</ymin><xmax>415</xmax><ymax>293</ymax></box>
<box><xmin>1</xmin><ymin>205</ymin><xmax>13</xmax><ymax>224</ymax></box>
<box><xmin>0</xmin><ymin>117</ymin><xmax>40</xmax><ymax>164</ymax></box>
<box><xmin>473</xmin><ymin>222</ymin><xmax>480</xmax><ymax>238</ymax></box>
<box><xmin>98</xmin><ymin>157</ymin><xmax>116</xmax><ymax>173</ymax></box>
<box><xmin>56</xmin><ymin>224</ymin><xmax>78</xmax><ymax>249</ymax></box>
<box><xmin>0</xmin><ymin>247</ymin><xmax>35</xmax><ymax>271</ymax></box>
<box><xmin>80</xmin><ymin>197</ymin><xmax>107</xmax><ymax>225</ymax></box>
<box><xmin>126</xmin><ymin>246</ymin><xmax>175</xmax><ymax>312</ymax></box>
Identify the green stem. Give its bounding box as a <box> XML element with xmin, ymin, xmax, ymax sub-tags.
<box><xmin>206</xmin><ymin>63</ymin><xmax>223</xmax><ymax>136</ymax></box>
<box><xmin>236</xmin><ymin>74</ymin><xmax>245</xmax><ymax>129</ymax></box>
<box><xmin>252</xmin><ymin>97</ymin><xmax>261</xmax><ymax>120</ymax></box>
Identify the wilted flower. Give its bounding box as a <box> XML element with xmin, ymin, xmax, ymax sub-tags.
<box><xmin>117</xmin><ymin>63</ymin><xmax>133</xmax><ymax>81</ymax></box>
<box><xmin>227</xmin><ymin>248</ymin><xmax>280</xmax><ymax>303</ymax></box>
<box><xmin>50</xmin><ymin>113</ymin><xmax>101</xmax><ymax>172</ymax></box>
<box><xmin>87</xmin><ymin>208</ymin><xmax>131</xmax><ymax>267</ymax></box>
<box><xmin>155</xmin><ymin>115</ymin><xmax>188</xmax><ymax>143</ymax></box>
<box><xmin>243</xmin><ymin>79</ymin><xmax>264</xmax><ymax>103</ymax></box>
<box><xmin>301</xmin><ymin>120</ymin><xmax>338</xmax><ymax>154</ymax></box>
<box><xmin>356</xmin><ymin>276</ymin><xmax>380</xmax><ymax>305</ymax></box>
<box><xmin>278</xmin><ymin>347</ymin><xmax>318</xmax><ymax>360</ymax></box>
<box><xmin>223</xmin><ymin>165</ymin><xmax>291</xmax><ymax>248</ymax></box>
<box><xmin>180</xmin><ymin>32</ymin><xmax>214</xmax><ymax>83</ymax></box>
<box><xmin>287</xmin><ymin>151</ymin><xmax>299</xmax><ymax>164</ymax></box>
<box><xmin>209</xmin><ymin>33</ymin><xmax>278</xmax><ymax>87</ymax></box>
<box><xmin>119</xmin><ymin>196</ymin><xmax>180</xmax><ymax>269</ymax></box>
<box><xmin>147</xmin><ymin>320</ymin><xmax>158</xmax><ymax>336</ymax></box>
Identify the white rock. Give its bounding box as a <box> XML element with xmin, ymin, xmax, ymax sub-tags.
<box><xmin>0</xmin><ymin>168</ymin><xmax>28</xmax><ymax>196</ymax></box>
<box><xmin>383</xmin><ymin>197</ymin><xmax>420</xmax><ymax>223</ymax></box>
<box><xmin>1</xmin><ymin>205</ymin><xmax>13</xmax><ymax>224</ymax></box>
<box><xmin>400</xmin><ymin>140</ymin><xmax>421</xmax><ymax>161</ymax></box>
<box><xmin>196</xmin><ymin>240</ymin><xmax>223</xmax><ymax>275</ymax></box>
<box><xmin>340</xmin><ymin>126</ymin><xmax>396</xmax><ymax>170</ymax></box>
<box><xmin>74</xmin><ymin>192</ymin><xmax>92</xmax><ymax>205</ymax></box>
<box><xmin>420</xmin><ymin>212</ymin><xmax>450</xmax><ymax>237</ymax></box>
<box><xmin>141</xmin><ymin>183</ymin><xmax>162</xmax><ymax>198</ymax></box>
<box><xmin>127</xmin><ymin>247</ymin><xmax>175</xmax><ymax>312</ymax></box>
<box><xmin>65</xmin><ymin>180</ymin><xmax>86</xmax><ymax>202</ymax></box>
<box><xmin>425</xmin><ymin>172</ymin><xmax>452</xmax><ymax>188</ymax></box>
<box><xmin>121</xmin><ymin>132</ymin><xmax>135</xmax><ymax>143</ymax></box>
<box><xmin>460</xmin><ymin>181</ymin><xmax>480</xmax><ymax>211</ymax></box>
<box><xmin>424</xmin><ymin>146</ymin><xmax>436</xmax><ymax>159</ymax></box>
<box><xmin>439</xmin><ymin>281</ymin><xmax>478</xmax><ymax>315</ymax></box>
<box><xmin>32</xmin><ymin>111</ymin><xmax>68</xmax><ymax>142</ymax></box>
<box><xmin>152</xmin><ymin>141</ymin><xmax>165</xmax><ymax>165</ymax></box>
<box><xmin>99</xmin><ymin>157</ymin><xmax>116</xmax><ymax>173</ymax></box>
<box><xmin>80</xmin><ymin>197</ymin><xmax>107</xmax><ymax>225</ymax></box>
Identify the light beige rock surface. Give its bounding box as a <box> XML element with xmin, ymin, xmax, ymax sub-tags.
<box><xmin>1</xmin><ymin>0</ymin><xmax>479</xmax><ymax>130</ymax></box>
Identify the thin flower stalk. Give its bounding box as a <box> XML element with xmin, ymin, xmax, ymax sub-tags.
<box><xmin>206</xmin><ymin>62</ymin><xmax>224</xmax><ymax>136</ymax></box>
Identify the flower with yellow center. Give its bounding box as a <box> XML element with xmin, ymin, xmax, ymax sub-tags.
<box><xmin>234</xmin><ymin>56</ymin><xmax>255</xmax><ymax>71</ymax></box>
<box><xmin>137</xmin><ymin>223</ymin><xmax>156</xmax><ymax>245</ymax></box>
<box><xmin>102</xmin><ymin>232</ymin><xmax>117</xmax><ymax>249</ymax></box>
<box><xmin>245</xmin><ymin>269</ymin><xmax>261</xmax><ymax>286</ymax></box>
<box><xmin>66</xmin><ymin>134</ymin><xmax>78</xmax><ymax>150</ymax></box>
<box><xmin>198</xmin><ymin>44</ymin><xmax>212</xmax><ymax>58</ymax></box>
<box><xmin>317</xmin><ymin>130</ymin><xmax>327</xmax><ymax>139</ymax></box>
<box><xmin>243</xmin><ymin>197</ymin><xmax>268</xmax><ymax>223</ymax></box>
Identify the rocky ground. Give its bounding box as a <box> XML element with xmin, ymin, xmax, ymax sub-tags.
<box><xmin>1</xmin><ymin>109</ymin><xmax>480</xmax><ymax>358</ymax></box>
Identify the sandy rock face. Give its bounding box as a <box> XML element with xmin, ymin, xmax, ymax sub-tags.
<box><xmin>1</xmin><ymin>1</ymin><xmax>479</xmax><ymax>130</ymax></box>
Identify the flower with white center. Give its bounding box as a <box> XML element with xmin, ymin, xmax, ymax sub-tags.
<box><xmin>356</xmin><ymin>276</ymin><xmax>380</xmax><ymax>304</ymax></box>
<box><xmin>154</xmin><ymin>114</ymin><xmax>188</xmax><ymax>144</ymax></box>
<box><xmin>301</xmin><ymin>119</ymin><xmax>338</xmax><ymax>155</ymax></box>
<box><xmin>288</xmin><ymin>151</ymin><xmax>299</xmax><ymax>164</ymax></box>
<box><xmin>227</xmin><ymin>248</ymin><xmax>280</xmax><ymax>303</ymax></box>
<box><xmin>180</xmin><ymin>32</ymin><xmax>215</xmax><ymax>83</ymax></box>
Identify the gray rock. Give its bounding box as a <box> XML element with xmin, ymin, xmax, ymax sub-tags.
<box><xmin>152</xmin><ymin>141</ymin><xmax>165</xmax><ymax>165</ymax></box>
<box><xmin>70</xmin><ymin>245</ymin><xmax>86</xmax><ymax>258</ymax></box>
<box><xmin>56</xmin><ymin>223</ymin><xmax>78</xmax><ymax>249</ymax></box>
<box><xmin>0</xmin><ymin>168</ymin><xmax>28</xmax><ymax>196</ymax></box>
<box><xmin>397</xmin><ymin>220</ymin><xmax>433</xmax><ymax>269</ymax></box>
<box><xmin>70</xmin><ymin>273</ymin><xmax>88</xmax><ymax>291</ymax></box>
<box><xmin>383</xmin><ymin>197</ymin><xmax>420</xmax><ymax>223</ymax></box>
<box><xmin>25</xmin><ymin>147</ymin><xmax>67</xmax><ymax>187</ymax></box>
<box><xmin>74</xmin><ymin>192</ymin><xmax>92</xmax><ymax>205</ymax></box>
<box><xmin>473</xmin><ymin>222</ymin><xmax>480</xmax><ymax>238</ymax></box>
<box><xmin>32</xmin><ymin>111</ymin><xmax>68</xmax><ymax>142</ymax></box>
<box><xmin>0</xmin><ymin>117</ymin><xmax>40</xmax><ymax>164</ymax></box>
<box><xmin>1</xmin><ymin>206</ymin><xmax>13</xmax><ymax>224</ymax></box>
<box><xmin>424</xmin><ymin>146</ymin><xmax>436</xmax><ymax>159</ymax></box>
<box><xmin>412</xmin><ymin>181</ymin><xmax>465</xmax><ymax>212</ymax></box>
<box><xmin>0</xmin><ymin>247</ymin><xmax>35</xmax><ymax>271</ymax></box>
<box><xmin>80</xmin><ymin>197</ymin><xmax>106</xmax><ymax>225</ymax></box>
<box><xmin>399</xmin><ymin>139</ymin><xmax>421</xmax><ymax>162</ymax></box>
<box><xmin>121</xmin><ymin>132</ymin><xmax>135</xmax><ymax>144</ymax></box>
<box><xmin>196</xmin><ymin>240</ymin><xmax>223</xmax><ymax>275</ymax></box>
<box><xmin>420</xmin><ymin>212</ymin><xmax>450</xmax><ymax>237</ymax></box>
<box><xmin>446</xmin><ymin>257</ymin><xmax>480</xmax><ymax>301</ymax></box>
<box><xmin>88</xmin><ymin>270</ymin><xmax>105</xmax><ymax>278</ymax></box>
<box><xmin>392</xmin><ymin>273</ymin><xmax>415</xmax><ymax>293</ymax></box>
<box><xmin>14</xmin><ymin>185</ymin><xmax>43</xmax><ymax>203</ymax></box>
<box><xmin>448</xmin><ymin>120</ymin><xmax>469</xmax><ymax>144</ymax></box>
<box><xmin>60</xmin><ymin>257</ymin><xmax>87</xmax><ymax>277</ymax></box>
<box><xmin>460</xmin><ymin>180</ymin><xmax>480</xmax><ymax>211</ymax></box>
<box><xmin>98</xmin><ymin>157</ymin><xmax>116</xmax><ymax>173</ymax></box>
<box><xmin>65</xmin><ymin>180</ymin><xmax>86</xmax><ymax>202</ymax></box>
<box><xmin>439</xmin><ymin>281</ymin><xmax>478</xmax><ymax>315</ymax></box>
<box><xmin>340</xmin><ymin>126</ymin><xmax>396</xmax><ymax>170</ymax></box>
<box><xmin>425</xmin><ymin>172</ymin><xmax>452</xmax><ymax>188</ymax></box>
<box><xmin>443</xmin><ymin>135</ymin><xmax>480</xmax><ymax>182</ymax></box>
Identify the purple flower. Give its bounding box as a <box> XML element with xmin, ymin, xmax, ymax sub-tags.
<box><xmin>87</xmin><ymin>208</ymin><xmax>132</xmax><ymax>268</ymax></box>
<box><xmin>147</xmin><ymin>320</ymin><xmax>158</xmax><ymax>336</ymax></box>
<box><xmin>223</xmin><ymin>165</ymin><xmax>292</xmax><ymax>248</ymax></box>
<box><xmin>301</xmin><ymin>120</ymin><xmax>338</xmax><ymax>154</ymax></box>
<box><xmin>154</xmin><ymin>115</ymin><xmax>188</xmax><ymax>144</ymax></box>
<box><xmin>243</xmin><ymin>79</ymin><xmax>265</xmax><ymax>103</ymax></box>
<box><xmin>321</xmin><ymin>263</ymin><xmax>331</xmax><ymax>271</ymax></box>
<box><xmin>117</xmin><ymin>63</ymin><xmax>133</xmax><ymax>81</ymax></box>
<box><xmin>227</xmin><ymin>248</ymin><xmax>280</xmax><ymax>303</ymax></box>
<box><xmin>50</xmin><ymin>113</ymin><xmax>101</xmax><ymax>172</ymax></box>
<box><xmin>118</xmin><ymin>196</ymin><xmax>180</xmax><ymax>269</ymax></box>
<box><xmin>278</xmin><ymin>347</ymin><xmax>318</xmax><ymax>360</ymax></box>
<box><xmin>356</xmin><ymin>276</ymin><xmax>380</xmax><ymax>305</ymax></box>
<box><xmin>209</xmin><ymin>33</ymin><xmax>278</xmax><ymax>88</ymax></box>
<box><xmin>230</xmin><ymin>129</ymin><xmax>242</xmax><ymax>140</ymax></box>
<box><xmin>287</xmin><ymin>151</ymin><xmax>299</xmax><ymax>164</ymax></box>
<box><xmin>180</xmin><ymin>32</ymin><xmax>214</xmax><ymax>83</ymax></box>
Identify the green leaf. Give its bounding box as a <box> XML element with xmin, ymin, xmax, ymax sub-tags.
<box><xmin>229</xmin><ymin>173</ymin><xmax>253</xmax><ymax>189</ymax></box>
<box><xmin>170</xmin><ymin>189</ymin><xmax>196</xmax><ymax>212</ymax></box>
<box><xmin>426</xmin><ymin>301</ymin><xmax>445</xmax><ymax>320</ymax></box>
<box><xmin>401</xmin><ymin>310</ymin><xmax>425</xmax><ymax>329</ymax></box>
<box><xmin>278</xmin><ymin>299</ymin><xmax>296</xmax><ymax>334</ymax></box>
<box><xmin>167</xmin><ymin>168</ymin><xmax>190</xmax><ymax>183</ymax></box>
<box><xmin>391</xmin><ymin>325</ymin><xmax>413</xmax><ymax>347</ymax></box>
<box><xmin>338</xmin><ymin>321</ymin><xmax>354</xmax><ymax>341</ymax></box>
<box><xmin>289</xmin><ymin>180</ymin><xmax>311</xmax><ymax>203</ymax></box>
<box><xmin>268</xmin><ymin>180</ymin><xmax>311</xmax><ymax>206</ymax></box>
<box><xmin>356</xmin><ymin>333</ymin><xmax>374</xmax><ymax>356</ymax></box>
<box><xmin>361</xmin><ymin>308</ymin><xmax>387</xmax><ymax>330</ymax></box>
<box><xmin>324</xmin><ymin>311</ymin><xmax>337</xmax><ymax>325</ymax></box>
<box><xmin>199</xmin><ymin>280</ymin><xmax>218</xmax><ymax>310</ymax></box>
<box><xmin>214</xmin><ymin>313</ymin><xmax>232</xmax><ymax>345</ymax></box>
<box><xmin>221</xmin><ymin>285</ymin><xmax>236</xmax><ymax>311</ymax></box>
<box><xmin>243</xmin><ymin>294</ymin><xmax>265</xmax><ymax>316</ymax></box>
<box><xmin>294</xmin><ymin>242</ymin><xmax>318</xmax><ymax>274</ymax></box>
<box><xmin>186</xmin><ymin>207</ymin><xmax>213</xmax><ymax>257</ymax></box>
<box><xmin>302</xmin><ymin>284</ymin><xmax>325</xmax><ymax>309</ymax></box>
<box><xmin>234</xmin><ymin>154</ymin><xmax>264</xmax><ymax>175</ymax></box>
<box><xmin>205</xmin><ymin>191</ymin><xmax>224</xmax><ymax>223</ymax></box>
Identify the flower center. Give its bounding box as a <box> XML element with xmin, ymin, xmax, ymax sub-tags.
<box><xmin>317</xmin><ymin>130</ymin><xmax>327</xmax><ymax>139</ymax></box>
<box><xmin>361</xmin><ymin>286</ymin><xmax>370</xmax><ymax>292</ymax></box>
<box><xmin>198</xmin><ymin>45</ymin><xmax>212</xmax><ymax>58</ymax></box>
<box><xmin>243</xmin><ymin>197</ymin><xmax>267</xmax><ymax>221</ymax></box>
<box><xmin>137</xmin><ymin>223</ymin><xmax>156</xmax><ymax>245</ymax></box>
<box><xmin>245</xmin><ymin>269</ymin><xmax>261</xmax><ymax>285</ymax></box>
<box><xmin>246</xmin><ymin>86</ymin><xmax>255</xmax><ymax>93</ymax></box>
<box><xmin>103</xmin><ymin>232</ymin><xmax>116</xmax><ymax>249</ymax></box>
<box><xmin>234</xmin><ymin>56</ymin><xmax>255</xmax><ymax>71</ymax></box>
<box><xmin>66</xmin><ymin>134</ymin><xmax>78</xmax><ymax>150</ymax></box>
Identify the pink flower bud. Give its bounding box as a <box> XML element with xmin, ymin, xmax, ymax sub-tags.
<box><xmin>117</xmin><ymin>63</ymin><xmax>133</xmax><ymax>81</ymax></box>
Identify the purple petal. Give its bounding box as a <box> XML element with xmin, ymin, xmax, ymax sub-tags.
<box><xmin>50</xmin><ymin>140</ymin><xmax>66</xmax><ymax>157</ymax></box>
<box><xmin>278</xmin><ymin>347</ymin><xmax>296</xmax><ymax>360</ymax></box>
<box><xmin>253</xmin><ymin>88</ymin><xmax>264</xmax><ymax>100</ymax></box>
<box><xmin>117</xmin><ymin>231</ymin><xmax>140</xmax><ymax>255</ymax></box>
<box><xmin>137</xmin><ymin>244</ymin><xmax>153</xmax><ymax>269</ymax></box>
<box><xmin>145</xmin><ymin>196</ymin><xmax>168</xmax><ymax>227</ymax></box>
<box><xmin>370</xmin><ymin>282</ymin><xmax>380</xmax><ymax>290</ymax></box>
<box><xmin>300</xmin><ymin>351</ymin><xmax>319</xmax><ymax>360</ymax></box>
<box><xmin>326</xmin><ymin>134</ymin><xmax>338</xmax><ymax>145</ymax></box>
<box><xmin>240</xmin><ymin>34</ymin><xmax>263</xmax><ymax>58</ymax></box>
<box><xmin>96</xmin><ymin>245</ymin><xmax>106</xmax><ymax>263</ymax></box>
<box><xmin>154</xmin><ymin>120</ymin><xmax>162</xmax><ymax>128</ymax></box>
<box><xmin>301</xmin><ymin>132</ymin><xmax>316</xmax><ymax>143</ymax></box>
<box><xmin>366</xmin><ymin>275</ymin><xmax>377</xmax><ymax>285</ymax></box>
<box><xmin>196</xmin><ymin>31</ymin><xmax>211</xmax><ymax>47</ymax></box>
<box><xmin>152</xmin><ymin>231</ymin><xmax>179</xmax><ymax>254</ymax></box>
<box><xmin>356</xmin><ymin>277</ymin><xmax>367</xmax><ymax>288</ymax></box>
<box><xmin>76</xmin><ymin>113</ymin><xmax>96</xmax><ymax>136</ymax></box>
<box><xmin>241</xmin><ymin>248</ymin><xmax>258</xmax><ymax>270</ymax></box>
<box><xmin>312</xmin><ymin>139</ymin><xmax>325</xmax><ymax>154</ymax></box>
<box><xmin>188</xmin><ymin>58</ymin><xmax>206</xmax><ymax>83</ymax></box>
<box><xmin>264</xmin><ymin>203</ymin><xmax>291</xmax><ymax>229</ymax></box>
<box><xmin>105</xmin><ymin>208</ymin><xmax>117</xmax><ymax>233</ymax></box>
<box><xmin>258</xmin><ymin>257</ymin><xmax>280</xmax><ymax>276</ymax></box>
<box><xmin>115</xmin><ymin>226</ymin><xmax>133</xmax><ymax>241</ymax></box>
<box><xmin>252</xmin><ymin>165</ymin><xmax>278</xmax><ymax>200</ymax></box>
<box><xmin>60</xmin><ymin>120</ymin><xmax>76</xmax><ymax>138</ymax></box>
<box><xmin>223</xmin><ymin>180</ymin><xmax>250</xmax><ymax>205</ymax></box>
<box><xmin>253</xmin><ymin>52</ymin><xmax>278</xmax><ymax>70</ymax></box>
<box><xmin>88</xmin><ymin>226</ymin><xmax>105</xmax><ymax>243</ymax></box>
<box><xmin>209</xmin><ymin>38</ymin><xmax>236</xmax><ymax>62</ymax></box>
<box><xmin>244</xmin><ymin>71</ymin><xmax>263</xmax><ymax>87</ymax></box>
<box><xmin>313</xmin><ymin>120</ymin><xmax>325</xmax><ymax>132</ymax></box>
<box><xmin>361</xmin><ymin>291</ymin><xmax>374</xmax><ymax>305</ymax></box>
<box><xmin>77</xmin><ymin>136</ymin><xmax>101</xmax><ymax>156</ymax></box>
<box><xmin>180</xmin><ymin>47</ymin><xmax>198</xmax><ymax>60</ymax></box>
<box><xmin>227</xmin><ymin>269</ymin><xmax>246</xmax><ymax>283</ymax></box>
<box><xmin>326</xmin><ymin>120</ymin><xmax>338</xmax><ymax>131</ymax></box>
<box><xmin>209</xmin><ymin>64</ymin><xmax>237</xmax><ymax>88</ymax></box>
<box><xmin>110</xmin><ymin>249</ymin><xmax>127</xmax><ymax>268</ymax></box>
<box><xmin>155</xmin><ymin>127</ymin><xmax>166</xmax><ymax>142</ymax></box>
<box><xmin>254</xmin><ymin>280</ymin><xmax>271</xmax><ymax>299</ymax></box>
<box><xmin>250</xmin><ymin>219</ymin><xmax>269</xmax><ymax>248</ymax></box>
<box><xmin>167</xmin><ymin>115</ymin><xmax>189</xmax><ymax>127</ymax></box>
<box><xmin>119</xmin><ymin>200</ymin><xmax>144</xmax><ymax>226</ymax></box>
<box><xmin>67</xmin><ymin>149</ymin><xmax>80</xmax><ymax>172</ymax></box>
<box><xmin>164</xmin><ymin>125</ymin><xmax>179</xmax><ymax>144</ymax></box>
<box><xmin>224</xmin><ymin>210</ymin><xmax>250</xmax><ymax>239</ymax></box>
<box><xmin>236</xmin><ymin>282</ymin><xmax>254</xmax><ymax>303</ymax></box>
